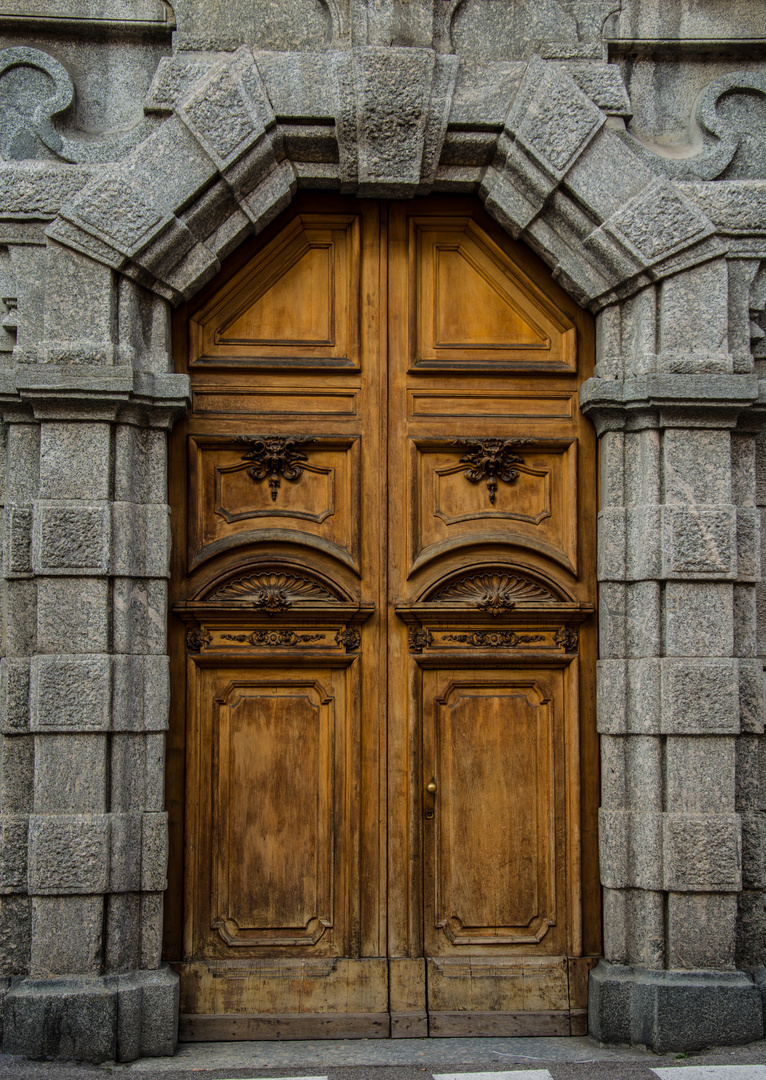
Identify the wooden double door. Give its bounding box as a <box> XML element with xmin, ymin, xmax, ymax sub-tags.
<box><xmin>166</xmin><ymin>195</ymin><xmax>599</xmax><ymax>1040</ymax></box>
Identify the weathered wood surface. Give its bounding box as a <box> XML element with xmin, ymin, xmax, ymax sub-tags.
<box><xmin>166</xmin><ymin>195</ymin><xmax>599</xmax><ymax>1036</ymax></box>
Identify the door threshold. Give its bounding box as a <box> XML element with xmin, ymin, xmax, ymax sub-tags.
<box><xmin>179</xmin><ymin>1009</ymin><xmax>587</xmax><ymax>1042</ymax></box>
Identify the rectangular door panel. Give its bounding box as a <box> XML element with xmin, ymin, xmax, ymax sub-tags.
<box><xmin>211</xmin><ymin>675</ymin><xmax>335</xmax><ymax>948</ymax></box>
<box><xmin>190</xmin><ymin>660</ymin><xmax>354</xmax><ymax>960</ymax></box>
<box><xmin>188</xmin><ymin>435</ymin><xmax>361</xmax><ymax>572</ymax></box>
<box><xmin>426</xmin><ymin>956</ymin><xmax>571</xmax><ymax>1035</ymax></box>
<box><xmin>409</xmin><ymin>440</ymin><xmax>578</xmax><ymax>575</ymax></box>
<box><xmin>407</xmin><ymin>390</ymin><xmax>576</xmax><ymax>421</ymax></box>
<box><xmin>192</xmin><ymin>386</ymin><xmax>360</xmax><ymax>419</ymax></box>
<box><xmin>422</xmin><ymin>667</ymin><xmax>566</xmax><ymax>956</ymax></box>
<box><xmin>176</xmin><ymin>958</ymin><xmax>390</xmax><ymax>1040</ymax></box>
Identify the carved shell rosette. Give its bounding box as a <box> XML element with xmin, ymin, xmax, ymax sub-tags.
<box><xmin>431</xmin><ymin>572</ymin><xmax>558</xmax><ymax>616</ymax></box>
<box><xmin>208</xmin><ymin>572</ymin><xmax>339</xmax><ymax>614</ymax></box>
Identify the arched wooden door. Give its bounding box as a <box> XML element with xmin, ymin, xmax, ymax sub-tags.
<box><xmin>165</xmin><ymin>194</ymin><xmax>599</xmax><ymax>1040</ymax></box>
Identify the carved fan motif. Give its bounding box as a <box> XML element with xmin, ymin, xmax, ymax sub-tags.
<box><xmin>432</xmin><ymin>572</ymin><xmax>558</xmax><ymax>615</ymax></box>
<box><xmin>208</xmin><ymin>572</ymin><xmax>339</xmax><ymax>613</ymax></box>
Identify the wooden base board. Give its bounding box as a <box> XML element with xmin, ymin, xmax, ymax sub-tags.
<box><xmin>179</xmin><ymin>1012</ymin><xmax>391</xmax><ymax>1041</ymax></box>
<box><xmin>570</xmin><ymin>1009</ymin><xmax>588</xmax><ymax>1036</ymax></box>
<box><xmin>391</xmin><ymin>1011</ymin><xmax>429</xmax><ymax>1038</ymax></box>
<box><xmin>181</xmin><ymin>1009</ymin><xmax>586</xmax><ymax>1041</ymax></box>
<box><xmin>427</xmin><ymin>1010</ymin><xmax>572</xmax><ymax>1037</ymax></box>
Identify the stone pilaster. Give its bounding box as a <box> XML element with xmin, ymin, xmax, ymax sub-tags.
<box><xmin>582</xmin><ymin>270</ymin><xmax>766</xmax><ymax>1051</ymax></box>
<box><xmin>0</xmin><ymin>247</ymin><xmax>187</xmax><ymax>1062</ymax></box>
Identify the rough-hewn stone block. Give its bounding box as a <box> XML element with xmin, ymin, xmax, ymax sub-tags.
<box><xmin>666</xmin><ymin>892</ymin><xmax>738</xmax><ymax>970</ymax></box>
<box><xmin>112</xmin><ymin>578</ymin><xmax>167</xmax><ymax>656</ymax></box>
<box><xmin>105</xmin><ymin>892</ymin><xmax>140</xmax><ymax>975</ymax></box>
<box><xmin>0</xmin><ymin>814</ymin><xmax>28</xmax><ymax>892</ymax></box>
<box><xmin>110</xmin><ymin>733</ymin><xmax>165</xmax><ymax>812</ymax></box>
<box><xmin>599</xmin><ymin>809</ymin><xmax>663</xmax><ymax>890</ymax></box>
<box><xmin>662</xmin><ymin>506</ymin><xmax>737</xmax><ymax>578</ymax></box>
<box><xmin>665</xmin><ymin>737</ymin><xmax>735</xmax><ymax>813</ymax></box>
<box><xmin>664</xmin><ymin>582</ymin><xmax>733</xmax><ymax>656</ymax></box>
<box><xmin>0</xmin><ymin>658</ymin><xmax>30</xmax><ymax>733</ymax></box>
<box><xmin>589</xmin><ymin>962</ymin><xmax>763</xmax><ymax>1052</ymax></box>
<box><xmin>4</xmin><ymin>506</ymin><xmax>32</xmax><ymax>577</ymax></box>
<box><xmin>662</xmin><ymin>813</ymin><xmax>741</xmax><ymax>891</ymax></box>
<box><xmin>109</xmin><ymin>813</ymin><xmax>142</xmax><ymax>893</ymax></box>
<box><xmin>661</xmin><ymin>657</ymin><xmax>740</xmax><ymax>734</ymax></box>
<box><xmin>140</xmin><ymin>811</ymin><xmax>168</xmax><ymax>892</ymax></box>
<box><xmin>38</xmin><ymin>423</ymin><xmax>111</xmax><ymax>502</ymax></box>
<box><xmin>30</xmin><ymin>655</ymin><xmax>111</xmax><ymax>732</ymax></box>
<box><xmin>110</xmin><ymin>503</ymin><xmax>171</xmax><ymax>578</ymax></box>
<box><xmin>112</xmin><ymin>655</ymin><xmax>169</xmax><ymax>732</ymax></box>
<box><xmin>36</xmin><ymin>578</ymin><xmax>109</xmax><ymax>655</ymax></box>
<box><xmin>29</xmin><ymin>895</ymin><xmax>103</xmax><ymax>977</ymax></box>
<box><xmin>32</xmin><ymin>735</ymin><xmax>107</xmax><ymax>814</ymax></box>
<box><xmin>33</xmin><ymin>502</ymin><xmax>110</xmax><ymax>576</ymax></box>
<box><xmin>27</xmin><ymin>814</ymin><xmax>110</xmax><ymax>895</ymax></box>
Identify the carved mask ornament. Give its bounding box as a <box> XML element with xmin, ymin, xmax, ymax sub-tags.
<box><xmin>452</xmin><ymin>437</ymin><xmax>534</xmax><ymax>505</ymax></box>
<box><xmin>237</xmin><ymin>435</ymin><xmax>314</xmax><ymax>501</ymax></box>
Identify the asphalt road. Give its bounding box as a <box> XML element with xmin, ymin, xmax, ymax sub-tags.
<box><xmin>0</xmin><ymin>1037</ymin><xmax>764</xmax><ymax>1080</ymax></box>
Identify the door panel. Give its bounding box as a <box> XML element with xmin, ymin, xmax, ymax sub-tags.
<box><xmin>387</xmin><ymin>199</ymin><xmax>596</xmax><ymax>1035</ymax></box>
<box><xmin>409</xmin><ymin>439</ymin><xmax>578</xmax><ymax>573</ymax></box>
<box><xmin>207</xmin><ymin>670</ymin><xmax>339</xmax><ymax>950</ymax></box>
<box><xmin>167</xmin><ymin>194</ymin><xmax>599</xmax><ymax>1040</ymax></box>
<box><xmin>409</xmin><ymin>216</ymin><xmax>575</xmax><ymax>371</ymax></box>
<box><xmin>188</xmin><ymin>434</ymin><xmax>361</xmax><ymax>570</ymax></box>
<box><xmin>423</xmin><ymin>670</ymin><xmax>561</xmax><ymax>952</ymax></box>
<box><xmin>190</xmin><ymin>213</ymin><xmax>362</xmax><ymax>369</ymax></box>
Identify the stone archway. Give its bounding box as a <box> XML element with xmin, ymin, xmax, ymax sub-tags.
<box><xmin>1</xmin><ymin>44</ymin><xmax>763</xmax><ymax>1060</ymax></box>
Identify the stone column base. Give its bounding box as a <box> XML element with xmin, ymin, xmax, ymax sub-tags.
<box><xmin>3</xmin><ymin>965</ymin><xmax>179</xmax><ymax>1063</ymax></box>
<box><xmin>589</xmin><ymin>960</ymin><xmax>764</xmax><ymax>1052</ymax></box>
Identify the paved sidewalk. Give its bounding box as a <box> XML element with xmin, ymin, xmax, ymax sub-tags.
<box><xmin>0</xmin><ymin>1037</ymin><xmax>765</xmax><ymax>1080</ymax></box>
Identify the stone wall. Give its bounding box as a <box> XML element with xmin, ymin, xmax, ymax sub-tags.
<box><xmin>0</xmin><ymin>0</ymin><xmax>764</xmax><ymax>1061</ymax></box>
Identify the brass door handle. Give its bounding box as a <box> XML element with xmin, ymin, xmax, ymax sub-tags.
<box><xmin>426</xmin><ymin>780</ymin><xmax>437</xmax><ymax>793</ymax></box>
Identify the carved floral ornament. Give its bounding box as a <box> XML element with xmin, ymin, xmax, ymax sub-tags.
<box><xmin>407</xmin><ymin>625</ymin><xmax>578</xmax><ymax>653</ymax></box>
<box><xmin>222</xmin><ymin>629</ymin><xmax>325</xmax><ymax>647</ymax></box>
<box><xmin>444</xmin><ymin>630</ymin><xmax>544</xmax><ymax>647</ymax></box>
<box><xmin>409</xmin><ymin>627</ymin><xmax>434</xmax><ymax>653</ymax></box>
<box><xmin>554</xmin><ymin>626</ymin><xmax>578</xmax><ymax>652</ymax></box>
<box><xmin>186</xmin><ymin>626</ymin><xmax>211</xmax><ymax>652</ymax></box>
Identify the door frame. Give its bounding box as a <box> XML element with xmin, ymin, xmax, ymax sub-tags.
<box><xmin>164</xmin><ymin>193</ymin><xmax>601</xmax><ymax>1038</ymax></box>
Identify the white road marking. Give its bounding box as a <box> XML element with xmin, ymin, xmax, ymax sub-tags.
<box><xmin>434</xmin><ymin>1071</ymin><xmax>555</xmax><ymax>1080</ymax></box>
<box><xmin>653</xmin><ymin>1068</ymin><xmax>766</xmax><ymax>1080</ymax></box>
